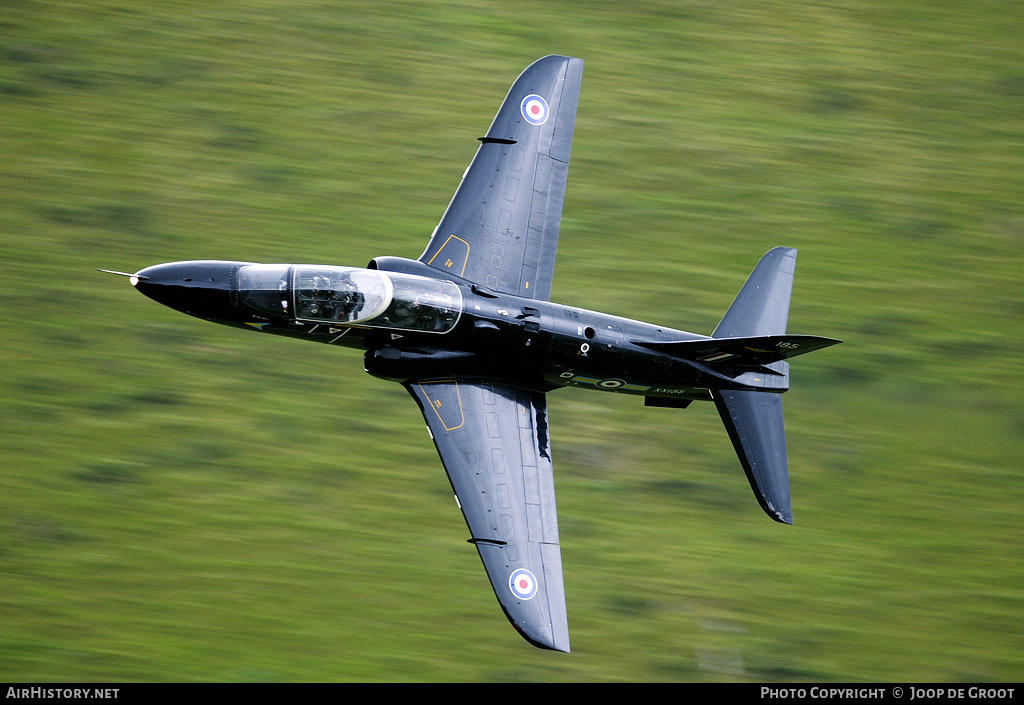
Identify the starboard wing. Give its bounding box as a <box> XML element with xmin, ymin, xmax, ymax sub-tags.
<box><xmin>406</xmin><ymin>378</ymin><xmax>569</xmax><ymax>652</ymax></box>
<box><xmin>418</xmin><ymin>55</ymin><xmax>583</xmax><ymax>301</ymax></box>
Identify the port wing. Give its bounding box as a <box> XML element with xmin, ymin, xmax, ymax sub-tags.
<box><xmin>406</xmin><ymin>378</ymin><xmax>569</xmax><ymax>651</ymax></box>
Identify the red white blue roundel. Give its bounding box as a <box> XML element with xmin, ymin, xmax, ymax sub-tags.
<box><xmin>520</xmin><ymin>94</ymin><xmax>549</xmax><ymax>126</ymax></box>
<box><xmin>509</xmin><ymin>568</ymin><xmax>538</xmax><ymax>600</ymax></box>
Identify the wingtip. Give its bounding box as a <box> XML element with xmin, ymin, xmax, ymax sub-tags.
<box><xmin>761</xmin><ymin>497</ymin><xmax>792</xmax><ymax>525</ymax></box>
<box><xmin>513</xmin><ymin>623</ymin><xmax>571</xmax><ymax>653</ymax></box>
<box><xmin>501</xmin><ymin>601</ymin><xmax>571</xmax><ymax>653</ymax></box>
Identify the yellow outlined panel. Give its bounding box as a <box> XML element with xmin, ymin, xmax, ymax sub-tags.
<box><xmin>426</xmin><ymin>235</ymin><xmax>470</xmax><ymax>277</ymax></box>
<box><xmin>418</xmin><ymin>380</ymin><xmax>465</xmax><ymax>431</ymax></box>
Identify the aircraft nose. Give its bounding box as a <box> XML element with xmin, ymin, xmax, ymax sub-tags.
<box><xmin>133</xmin><ymin>260</ymin><xmax>243</xmax><ymax>321</ymax></box>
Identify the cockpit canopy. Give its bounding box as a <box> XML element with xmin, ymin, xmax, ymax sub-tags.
<box><xmin>238</xmin><ymin>264</ymin><xmax>462</xmax><ymax>333</ymax></box>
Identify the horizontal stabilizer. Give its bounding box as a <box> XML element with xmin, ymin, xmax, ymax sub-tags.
<box><xmin>714</xmin><ymin>247</ymin><xmax>796</xmax><ymax>338</ymax></box>
<box><xmin>714</xmin><ymin>390</ymin><xmax>792</xmax><ymax>524</ymax></box>
<box><xmin>634</xmin><ymin>334</ymin><xmax>841</xmax><ymax>367</ymax></box>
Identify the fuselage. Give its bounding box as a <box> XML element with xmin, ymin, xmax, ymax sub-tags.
<box><xmin>132</xmin><ymin>258</ymin><xmax>788</xmax><ymax>404</ymax></box>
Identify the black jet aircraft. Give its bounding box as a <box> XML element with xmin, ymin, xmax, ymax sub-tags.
<box><xmin>103</xmin><ymin>56</ymin><xmax>839</xmax><ymax>652</ymax></box>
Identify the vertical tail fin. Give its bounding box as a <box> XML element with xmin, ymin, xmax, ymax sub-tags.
<box><xmin>713</xmin><ymin>248</ymin><xmax>797</xmax><ymax>524</ymax></box>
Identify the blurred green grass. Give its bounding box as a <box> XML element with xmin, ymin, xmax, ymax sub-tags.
<box><xmin>1</xmin><ymin>0</ymin><xmax>1022</xmax><ymax>682</ymax></box>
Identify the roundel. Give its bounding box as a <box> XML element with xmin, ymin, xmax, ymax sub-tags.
<box><xmin>520</xmin><ymin>94</ymin><xmax>549</xmax><ymax>126</ymax></box>
<box><xmin>598</xmin><ymin>378</ymin><xmax>626</xmax><ymax>389</ymax></box>
<box><xmin>509</xmin><ymin>568</ymin><xmax>538</xmax><ymax>600</ymax></box>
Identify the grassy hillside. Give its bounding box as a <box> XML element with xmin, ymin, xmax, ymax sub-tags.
<box><xmin>1</xmin><ymin>0</ymin><xmax>1022</xmax><ymax>681</ymax></box>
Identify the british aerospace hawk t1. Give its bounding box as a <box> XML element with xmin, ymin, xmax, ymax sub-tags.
<box><xmin>103</xmin><ymin>56</ymin><xmax>839</xmax><ymax>652</ymax></box>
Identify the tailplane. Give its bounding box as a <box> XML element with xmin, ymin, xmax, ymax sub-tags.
<box><xmin>714</xmin><ymin>246</ymin><xmax>796</xmax><ymax>338</ymax></box>
<box><xmin>710</xmin><ymin>247</ymin><xmax>837</xmax><ymax>524</ymax></box>
<box><xmin>714</xmin><ymin>389</ymin><xmax>791</xmax><ymax>523</ymax></box>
